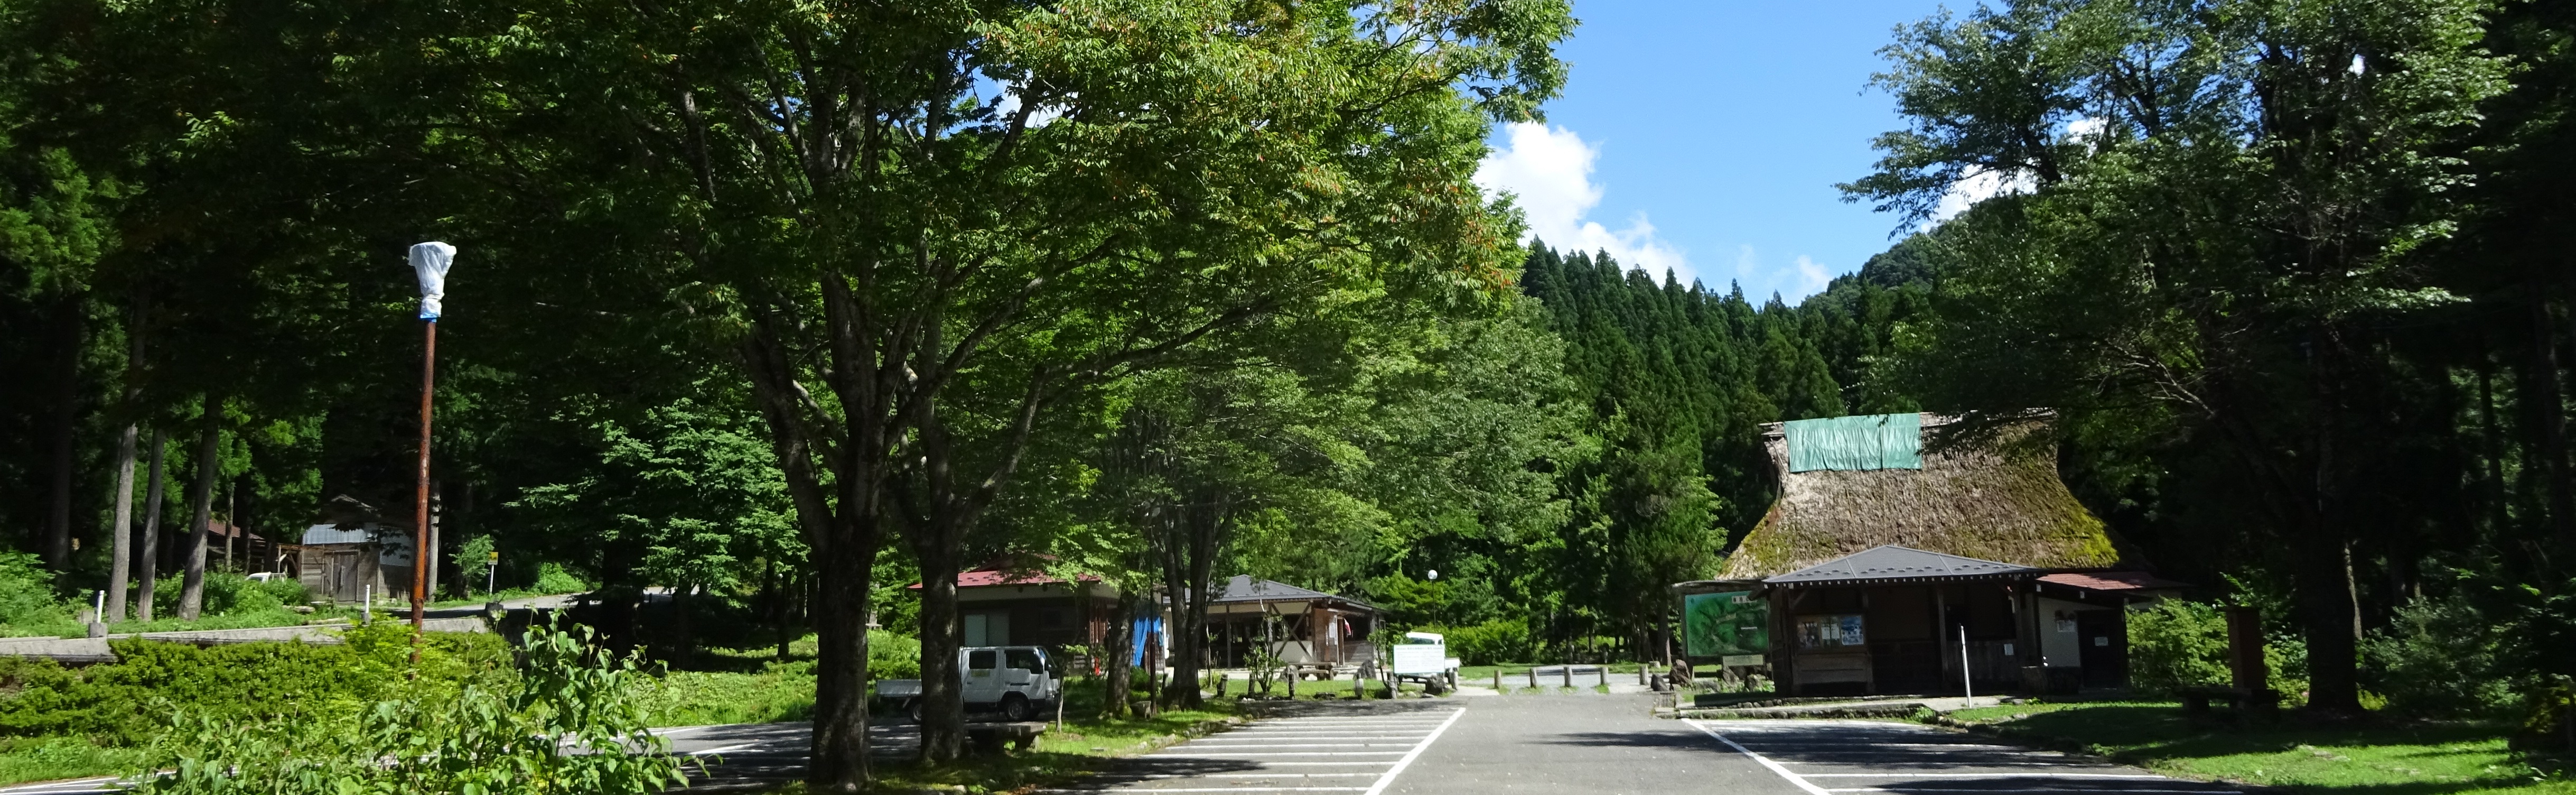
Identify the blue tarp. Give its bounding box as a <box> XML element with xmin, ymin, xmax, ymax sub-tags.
<box><xmin>1129</xmin><ymin>617</ymin><xmax>1164</xmax><ymax>665</ymax></box>
<box><xmin>1785</xmin><ymin>413</ymin><xmax>1924</xmax><ymax>472</ymax></box>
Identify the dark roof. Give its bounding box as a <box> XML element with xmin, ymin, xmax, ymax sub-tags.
<box><xmin>1765</xmin><ymin>544</ymin><xmax>2037</xmax><ymax>586</ymax></box>
<box><xmin>1211</xmin><ymin>575</ymin><xmax>1377</xmax><ymax>611</ymax></box>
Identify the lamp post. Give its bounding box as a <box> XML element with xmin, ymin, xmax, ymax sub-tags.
<box><xmin>407</xmin><ymin>242</ymin><xmax>456</xmax><ymax>663</ymax></box>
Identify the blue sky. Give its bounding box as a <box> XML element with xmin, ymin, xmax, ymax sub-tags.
<box><xmin>1473</xmin><ymin>0</ymin><xmax>1961</xmax><ymax>302</ymax></box>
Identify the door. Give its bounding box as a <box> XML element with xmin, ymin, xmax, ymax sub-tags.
<box><xmin>2076</xmin><ymin>609</ymin><xmax>2126</xmax><ymax>688</ymax></box>
<box><xmin>964</xmin><ymin>649</ymin><xmax>1002</xmax><ymax>702</ymax></box>
<box><xmin>1003</xmin><ymin>648</ymin><xmax>1043</xmax><ymax>693</ymax></box>
<box><xmin>326</xmin><ymin>550</ymin><xmax>362</xmax><ymax>602</ymax></box>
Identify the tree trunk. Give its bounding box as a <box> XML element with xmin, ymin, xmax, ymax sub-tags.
<box><xmin>45</xmin><ymin>295</ymin><xmax>82</xmax><ymax>573</ymax></box>
<box><xmin>136</xmin><ymin>430</ymin><xmax>166</xmax><ymax>622</ymax></box>
<box><xmin>807</xmin><ymin>526</ymin><xmax>875</xmax><ymax>789</ymax></box>
<box><xmin>1100</xmin><ymin>589</ymin><xmax>1138</xmax><ymax>719</ymax></box>
<box><xmin>2535</xmin><ymin>294</ymin><xmax>2576</xmax><ymax>546</ymax></box>
<box><xmin>2295</xmin><ymin>531</ymin><xmax>2363</xmax><ymax>714</ymax></box>
<box><xmin>176</xmin><ymin>398</ymin><xmax>220</xmax><ymax>621</ymax></box>
<box><xmin>912</xmin><ymin>526</ymin><xmax>965</xmax><ymax>762</ymax></box>
<box><xmin>106</xmin><ymin>421</ymin><xmax>138</xmax><ymax>622</ymax></box>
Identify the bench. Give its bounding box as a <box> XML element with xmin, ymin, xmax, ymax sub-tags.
<box><xmin>964</xmin><ymin>721</ymin><xmax>1049</xmax><ymax>755</ymax></box>
<box><xmin>2178</xmin><ymin>685</ymin><xmax>2278</xmax><ymax>717</ymax></box>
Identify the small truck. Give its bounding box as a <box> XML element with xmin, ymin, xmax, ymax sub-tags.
<box><xmin>1389</xmin><ymin>631</ymin><xmax>1462</xmax><ymax>695</ymax></box>
<box><xmin>873</xmin><ymin>645</ymin><xmax>1061</xmax><ymax>723</ymax></box>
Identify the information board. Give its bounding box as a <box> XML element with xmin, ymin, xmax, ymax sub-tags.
<box><xmin>1683</xmin><ymin>590</ymin><xmax>1769</xmax><ymax>658</ymax></box>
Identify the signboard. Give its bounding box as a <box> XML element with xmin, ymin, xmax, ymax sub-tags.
<box><xmin>1683</xmin><ymin>590</ymin><xmax>1769</xmax><ymax>658</ymax></box>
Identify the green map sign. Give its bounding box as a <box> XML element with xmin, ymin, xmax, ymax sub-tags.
<box><xmin>1683</xmin><ymin>591</ymin><xmax>1769</xmax><ymax>658</ymax></box>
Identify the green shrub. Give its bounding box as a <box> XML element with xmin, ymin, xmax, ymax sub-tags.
<box><xmin>0</xmin><ymin>552</ymin><xmax>76</xmax><ymax>637</ymax></box>
<box><xmin>0</xmin><ymin>626</ymin><xmax>511</xmax><ymax>746</ymax></box>
<box><xmin>145</xmin><ymin>571</ymin><xmax>302</xmax><ymax>620</ymax></box>
<box><xmin>2364</xmin><ymin>593</ymin><xmax>2517</xmax><ymax>717</ymax></box>
<box><xmin>534</xmin><ymin>562</ymin><xmax>590</xmax><ymax>594</ymax></box>
<box><xmin>646</xmin><ymin>663</ymin><xmax>815</xmax><ymax>726</ymax></box>
<box><xmin>1425</xmin><ymin>620</ymin><xmax>1533</xmax><ymax>666</ymax></box>
<box><xmin>2126</xmin><ymin>600</ymin><xmax>2230</xmax><ymax>695</ymax></box>
<box><xmin>141</xmin><ymin>620</ymin><xmax>685</xmax><ymax>795</ymax></box>
<box><xmin>870</xmin><ymin>630</ymin><xmax>921</xmax><ymax>680</ymax></box>
<box><xmin>2126</xmin><ymin>600</ymin><xmax>2311</xmax><ymax>703</ymax></box>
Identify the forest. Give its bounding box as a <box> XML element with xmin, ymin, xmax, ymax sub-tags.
<box><xmin>1</xmin><ymin>0</ymin><xmax>2574</xmax><ymax>790</ymax></box>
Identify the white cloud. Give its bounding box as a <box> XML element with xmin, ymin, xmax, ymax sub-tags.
<box><xmin>1925</xmin><ymin>168</ymin><xmax>2035</xmax><ymax>228</ymax></box>
<box><xmin>1727</xmin><ymin>245</ymin><xmax>1837</xmax><ymax>302</ymax></box>
<box><xmin>1475</xmin><ymin>123</ymin><xmax>1692</xmax><ymax>283</ymax></box>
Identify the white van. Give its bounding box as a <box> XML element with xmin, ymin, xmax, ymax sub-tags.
<box><xmin>873</xmin><ymin>645</ymin><xmax>1060</xmax><ymax>723</ymax></box>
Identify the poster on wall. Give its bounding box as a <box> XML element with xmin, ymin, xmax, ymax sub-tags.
<box><xmin>1683</xmin><ymin>591</ymin><xmax>1769</xmax><ymax>658</ymax></box>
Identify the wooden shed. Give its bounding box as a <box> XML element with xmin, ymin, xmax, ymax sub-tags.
<box><xmin>1683</xmin><ymin>412</ymin><xmax>2183</xmax><ymax>696</ymax></box>
<box><xmin>291</xmin><ymin>495</ymin><xmax>416</xmax><ymax>603</ymax></box>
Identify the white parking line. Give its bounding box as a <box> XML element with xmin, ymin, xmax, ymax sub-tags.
<box><xmin>1687</xmin><ymin>719</ymin><xmax>2242</xmax><ymax>795</ymax></box>
<box><xmin>1686</xmin><ymin>720</ymin><xmax>1835</xmax><ymax>795</ymax></box>
<box><xmin>688</xmin><ymin>743</ymin><xmax>757</xmax><ymax>756</ymax></box>
<box><xmin>1359</xmin><ymin>710</ymin><xmax>1465</xmax><ymax>795</ymax></box>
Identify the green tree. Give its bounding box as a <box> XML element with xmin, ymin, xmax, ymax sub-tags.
<box><xmin>1853</xmin><ymin>0</ymin><xmax>2512</xmax><ymax>712</ymax></box>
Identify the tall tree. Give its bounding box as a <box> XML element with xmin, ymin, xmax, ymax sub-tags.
<box><xmin>1853</xmin><ymin>0</ymin><xmax>2511</xmax><ymax>712</ymax></box>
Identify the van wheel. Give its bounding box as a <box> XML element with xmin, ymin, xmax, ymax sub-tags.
<box><xmin>906</xmin><ymin>698</ymin><xmax>925</xmax><ymax>724</ymax></box>
<box><xmin>1000</xmin><ymin>693</ymin><xmax>1034</xmax><ymax>722</ymax></box>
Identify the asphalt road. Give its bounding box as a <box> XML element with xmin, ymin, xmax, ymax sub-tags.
<box><xmin>1388</xmin><ymin>694</ymin><xmax>1798</xmax><ymax>795</ymax></box>
<box><xmin>4</xmin><ymin>695</ymin><xmax>2248</xmax><ymax>794</ymax></box>
<box><xmin>1684</xmin><ymin>718</ymin><xmax>2243</xmax><ymax>795</ymax></box>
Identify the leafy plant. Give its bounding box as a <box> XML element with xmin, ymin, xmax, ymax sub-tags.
<box><xmin>2362</xmin><ymin>593</ymin><xmax>2518</xmax><ymax>717</ymax></box>
<box><xmin>1425</xmin><ymin>620</ymin><xmax>1536</xmax><ymax>667</ymax></box>
<box><xmin>2125</xmin><ymin>601</ymin><xmax>2230</xmax><ymax>695</ymax></box>
<box><xmin>139</xmin><ymin>618</ymin><xmax>687</xmax><ymax>794</ymax></box>
<box><xmin>0</xmin><ymin>552</ymin><xmax>76</xmax><ymax>637</ymax></box>
<box><xmin>534</xmin><ymin>563</ymin><xmax>589</xmax><ymax>595</ymax></box>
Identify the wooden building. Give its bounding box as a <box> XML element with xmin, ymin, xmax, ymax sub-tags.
<box><xmin>290</xmin><ymin>495</ymin><xmax>417</xmax><ymax>603</ymax></box>
<box><xmin>1199</xmin><ymin>575</ymin><xmax>1382</xmax><ymax>671</ymax></box>
<box><xmin>1681</xmin><ymin>412</ymin><xmax>2183</xmax><ymax>696</ymax></box>
<box><xmin>919</xmin><ymin>560</ymin><xmax>1122</xmax><ymax>651</ymax></box>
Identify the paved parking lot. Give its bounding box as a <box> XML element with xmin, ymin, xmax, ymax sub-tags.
<box><xmin>1043</xmin><ymin>704</ymin><xmax>1462</xmax><ymax>793</ymax></box>
<box><xmin>1685</xmin><ymin>718</ymin><xmax>2242</xmax><ymax>795</ymax></box>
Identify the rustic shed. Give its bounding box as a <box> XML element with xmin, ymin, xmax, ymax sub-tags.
<box><xmin>291</xmin><ymin>495</ymin><xmax>415</xmax><ymax>603</ymax></box>
<box><xmin>1687</xmin><ymin>412</ymin><xmax>2181</xmax><ymax>696</ymax></box>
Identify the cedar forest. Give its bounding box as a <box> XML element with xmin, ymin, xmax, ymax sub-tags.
<box><xmin>2</xmin><ymin>0</ymin><xmax>2574</xmax><ymax>789</ymax></box>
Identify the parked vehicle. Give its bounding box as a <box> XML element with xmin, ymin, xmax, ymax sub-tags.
<box><xmin>1389</xmin><ymin>631</ymin><xmax>1462</xmax><ymax>694</ymax></box>
<box><xmin>872</xmin><ymin>645</ymin><xmax>1061</xmax><ymax>723</ymax></box>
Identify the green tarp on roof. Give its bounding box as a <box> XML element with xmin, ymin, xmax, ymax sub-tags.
<box><xmin>1785</xmin><ymin>413</ymin><xmax>1922</xmax><ymax>472</ymax></box>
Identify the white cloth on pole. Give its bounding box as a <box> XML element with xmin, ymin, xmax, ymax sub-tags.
<box><xmin>409</xmin><ymin>241</ymin><xmax>457</xmax><ymax>320</ymax></box>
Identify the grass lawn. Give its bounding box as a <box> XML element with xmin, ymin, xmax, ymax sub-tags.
<box><xmin>0</xmin><ymin>737</ymin><xmax>152</xmax><ymax>788</ymax></box>
<box><xmin>1943</xmin><ymin>700</ymin><xmax>2573</xmax><ymax>795</ymax></box>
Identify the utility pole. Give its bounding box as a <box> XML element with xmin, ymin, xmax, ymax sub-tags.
<box><xmin>407</xmin><ymin>242</ymin><xmax>456</xmax><ymax>665</ymax></box>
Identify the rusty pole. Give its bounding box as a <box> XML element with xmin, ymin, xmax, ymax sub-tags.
<box><xmin>411</xmin><ymin>318</ymin><xmax>435</xmax><ymax>664</ymax></box>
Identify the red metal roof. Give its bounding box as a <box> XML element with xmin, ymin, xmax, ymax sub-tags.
<box><xmin>2038</xmin><ymin>571</ymin><xmax>2190</xmax><ymax>591</ymax></box>
<box><xmin>907</xmin><ymin>566</ymin><xmax>1102</xmax><ymax>590</ymax></box>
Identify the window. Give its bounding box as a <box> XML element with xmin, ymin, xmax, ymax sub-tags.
<box><xmin>1006</xmin><ymin>649</ymin><xmax>1042</xmax><ymax>672</ymax></box>
<box><xmin>968</xmin><ymin>650</ymin><xmax>998</xmax><ymax>671</ymax></box>
<box><xmin>1797</xmin><ymin>614</ymin><xmax>1866</xmax><ymax>648</ymax></box>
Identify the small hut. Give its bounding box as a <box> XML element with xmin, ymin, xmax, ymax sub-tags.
<box><xmin>1199</xmin><ymin>576</ymin><xmax>1382</xmax><ymax>672</ymax></box>
<box><xmin>291</xmin><ymin>495</ymin><xmax>415</xmax><ymax>603</ymax></box>
<box><xmin>1678</xmin><ymin>412</ymin><xmax>2183</xmax><ymax>696</ymax></box>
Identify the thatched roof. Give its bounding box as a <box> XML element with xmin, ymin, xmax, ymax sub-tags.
<box><xmin>1717</xmin><ymin>413</ymin><xmax>2121</xmax><ymax>580</ymax></box>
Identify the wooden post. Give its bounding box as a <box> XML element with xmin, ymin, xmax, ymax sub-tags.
<box><xmin>409</xmin><ymin>318</ymin><xmax>435</xmax><ymax>665</ymax></box>
<box><xmin>1527</xmin><ymin>667</ymin><xmax>1536</xmax><ymax>690</ymax></box>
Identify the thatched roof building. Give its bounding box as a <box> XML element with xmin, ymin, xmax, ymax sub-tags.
<box><xmin>1719</xmin><ymin>412</ymin><xmax>2121</xmax><ymax>580</ymax></box>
